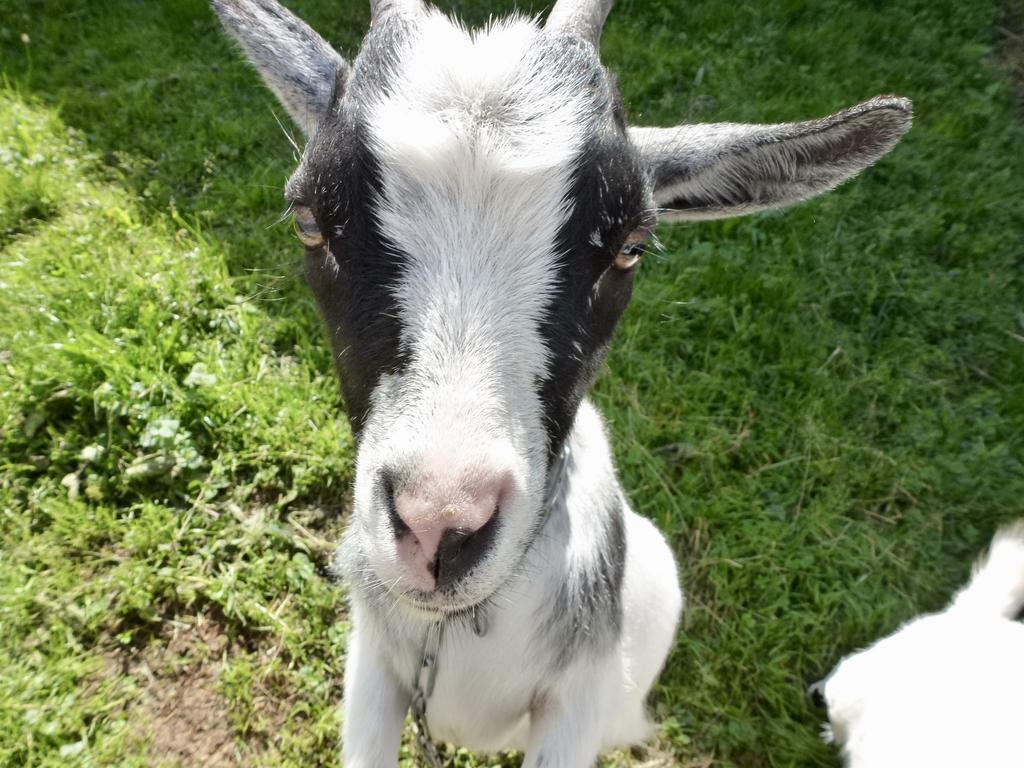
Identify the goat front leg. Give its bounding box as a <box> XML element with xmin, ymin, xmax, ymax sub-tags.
<box><xmin>523</xmin><ymin>661</ymin><xmax>616</xmax><ymax>768</ymax></box>
<box><xmin>341</xmin><ymin>618</ymin><xmax>408</xmax><ymax>768</ymax></box>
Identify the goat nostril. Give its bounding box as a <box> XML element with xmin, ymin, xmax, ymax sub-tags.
<box><xmin>435</xmin><ymin>528</ymin><xmax>471</xmax><ymax>568</ymax></box>
<box><xmin>432</xmin><ymin>507</ymin><xmax>501</xmax><ymax>590</ymax></box>
<box><xmin>432</xmin><ymin>528</ymin><xmax>468</xmax><ymax>582</ymax></box>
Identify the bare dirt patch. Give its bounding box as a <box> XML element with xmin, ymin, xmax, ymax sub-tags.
<box><xmin>110</xmin><ymin>616</ymin><xmax>242</xmax><ymax>768</ymax></box>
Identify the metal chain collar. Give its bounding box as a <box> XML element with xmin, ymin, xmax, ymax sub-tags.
<box><xmin>410</xmin><ymin>620</ymin><xmax>444</xmax><ymax>767</ymax></box>
<box><xmin>408</xmin><ymin>444</ymin><xmax>572</xmax><ymax>767</ymax></box>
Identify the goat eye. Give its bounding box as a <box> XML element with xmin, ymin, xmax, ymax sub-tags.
<box><xmin>614</xmin><ymin>230</ymin><xmax>648</xmax><ymax>271</ymax></box>
<box><xmin>292</xmin><ymin>205</ymin><xmax>324</xmax><ymax>248</ymax></box>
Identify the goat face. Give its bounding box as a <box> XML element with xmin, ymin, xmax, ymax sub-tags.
<box><xmin>213</xmin><ymin>0</ymin><xmax>912</xmax><ymax>615</ymax></box>
<box><xmin>289</xmin><ymin>15</ymin><xmax>647</xmax><ymax>611</ymax></box>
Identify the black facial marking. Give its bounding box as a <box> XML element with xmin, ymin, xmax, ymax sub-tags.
<box><xmin>291</xmin><ymin>23</ymin><xmax>419</xmax><ymax>438</ymax></box>
<box><xmin>539</xmin><ymin>98</ymin><xmax>648</xmax><ymax>457</ymax></box>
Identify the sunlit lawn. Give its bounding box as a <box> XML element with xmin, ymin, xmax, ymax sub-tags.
<box><xmin>1</xmin><ymin>0</ymin><xmax>1022</xmax><ymax>765</ymax></box>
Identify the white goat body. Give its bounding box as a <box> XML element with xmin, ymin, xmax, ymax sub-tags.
<box><xmin>817</xmin><ymin>523</ymin><xmax>1024</xmax><ymax>768</ymax></box>
<box><xmin>342</xmin><ymin>401</ymin><xmax>682</xmax><ymax>764</ymax></box>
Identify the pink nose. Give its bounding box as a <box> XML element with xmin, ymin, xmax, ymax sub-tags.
<box><xmin>391</xmin><ymin>471</ymin><xmax>507</xmax><ymax>591</ymax></box>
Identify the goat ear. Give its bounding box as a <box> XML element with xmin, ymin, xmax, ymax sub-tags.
<box><xmin>212</xmin><ymin>0</ymin><xmax>350</xmax><ymax>137</ymax></box>
<box><xmin>630</xmin><ymin>96</ymin><xmax>912</xmax><ymax>222</ymax></box>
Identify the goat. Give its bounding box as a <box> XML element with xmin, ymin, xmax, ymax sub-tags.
<box><xmin>810</xmin><ymin>523</ymin><xmax>1024</xmax><ymax>768</ymax></box>
<box><xmin>211</xmin><ymin>0</ymin><xmax>912</xmax><ymax>764</ymax></box>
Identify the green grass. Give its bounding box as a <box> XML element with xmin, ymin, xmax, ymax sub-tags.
<box><xmin>1</xmin><ymin>0</ymin><xmax>1022</xmax><ymax>766</ymax></box>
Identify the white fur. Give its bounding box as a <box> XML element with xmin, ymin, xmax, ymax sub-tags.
<box><xmin>819</xmin><ymin>523</ymin><xmax>1024</xmax><ymax>768</ymax></box>
<box><xmin>341</xmin><ymin>401</ymin><xmax>683</xmax><ymax>766</ymax></box>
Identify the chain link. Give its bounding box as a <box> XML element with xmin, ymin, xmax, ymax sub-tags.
<box><xmin>411</xmin><ymin>619</ymin><xmax>444</xmax><ymax>767</ymax></box>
